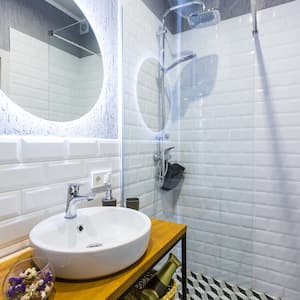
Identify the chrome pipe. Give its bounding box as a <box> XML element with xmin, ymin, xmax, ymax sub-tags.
<box><xmin>251</xmin><ymin>0</ymin><xmax>258</xmax><ymax>34</ymax></box>
<box><xmin>156</xmin><ymin>0</ymin><xmax>205</xmax><ymax>188</ymax></box>
<box><xmin>50</xmin><ymin>32</ymin><xmax>100</xmax><ymax>56</ymax></box>
<box><xmin>164</xmin><ymin>53</ymin><xmax>196</xmax><ymax>72</ymax></box>
<box><xmin>51</xmin><ymin>20</ymin><xmax>82</xmax><ymax>34</ymax></box>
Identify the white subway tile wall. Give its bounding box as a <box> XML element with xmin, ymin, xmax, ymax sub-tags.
<box><xmin>123</xmin><ymin>0</ymin><xmax>300</xmax><ymax>299</ymax></box>
<box><xmin>21</xmin><ymin>137</ymin><xmax>66</xmax><ymax>162</ymax></box>
<box><xmin>0</xmin><ymin>191</ymin><xmax>20</xmax><ymax>220</ymax></box>
<box><xmin>67</xmin><ymin>139</ymin><xmax>98</xmax><ymax>158</ymax></box>
<box><xmin>0</xmin><ymin>136</ymin><xmax>20</xmax><ymax>163</ymax></box>
<box><xmin>9</xmin><ymin>28</ymin><xmax>102</xmax><ymax>122</ymax></box>
<box><xmin>174</xmin><ymin>2</ymin><xmax>300</xmax><ymax>299</ymax></box>
<box><xmin>0</xmin><ymin>137</ymin><xmax>120</xmax><ymax>256</ymax></box>
<box><xmin>123</xmin><ymin>0</ymin><xmax>161</xmax><ymax>216</ymax></box>
<box><xmin>122</xmin><ymin>0</ymin><xmax>181</xmax><ymax>217</ymax></box>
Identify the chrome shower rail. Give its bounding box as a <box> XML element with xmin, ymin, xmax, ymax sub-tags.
<box><xmin>49</xmin><ymin>32</ymin><xmax>100</xmax><ymax>56</ymax></box>
<box><xmin>51</xmin><ymin>20</ymin><xmax>82</xmax><ymax>34</ymax></box>
<box><xmin>155</xmin><ymin>0</ymin><xmax>206</xmax><ymax>188</ymax></box>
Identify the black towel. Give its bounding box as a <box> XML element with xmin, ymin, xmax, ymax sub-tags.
<box><xmin>161</xmin><ymin>163</ymin><xmax>185</xmax><ymax>191</ymax></box>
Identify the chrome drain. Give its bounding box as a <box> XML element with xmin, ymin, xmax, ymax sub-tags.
<box><xmin>86</xmin><ymin>242</ymin><xmax>103</xmax><ymax>248</ymax></box>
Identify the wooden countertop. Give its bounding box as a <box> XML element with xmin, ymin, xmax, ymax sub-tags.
<box><xmin>0</xmin><ymin>218</ymin><xmax>186</xmax><ymax>300</ymax></box>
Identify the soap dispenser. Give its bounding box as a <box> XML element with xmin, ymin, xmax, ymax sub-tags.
<box><xmin>102</xmin><ymin>186</ymin><xmax>117</xmax><ymax>206</ymax></box>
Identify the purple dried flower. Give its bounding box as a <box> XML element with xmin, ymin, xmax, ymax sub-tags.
<box><xmin>6</xmin><ymin>282</ymin><xmax>26</xmax><ymax>299</ymax></box>
<box><xmin>7</xmin><ymin>286</ymin><xmax>15</xmax><ymax>298</ymax></box>
<box><xmin>37</xmin><ymin>283</ymin><xmax>46</xmax><ymax>291</ymax></box>
<box><xmin>6</xmin><ymin>265</ymin><xmax>54</xmax><ymax>299</ymax></box>
<box><xmin>15</xmin><ymin>283</ymin><xmax>26</xmax><ymax>292</ymax></box>
<box><xmin>8</xmin><ymin>276</ymin><xmax>23</xmax><ymax>285</ymax></box>
<box><xmin>43</xmin><ymin>271</ymin><xmax>53</xmax><ymax>283</ymax></box>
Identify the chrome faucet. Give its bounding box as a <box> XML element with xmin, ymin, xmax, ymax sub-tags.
<box><xmin>65</xmin><ymin>184</ymin><xmax>96</xmax><ymax>219</ymax></box>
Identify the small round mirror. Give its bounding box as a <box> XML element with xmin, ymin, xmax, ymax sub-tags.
<box><xmin>0</xmin><ymin>0</ymin><xmax>103</xmax><ymax>122</ymax></box>
<box><xmin>137</xmin><ymin>58</ymin><xmax>170</xmax><ymax>132</ymax></box>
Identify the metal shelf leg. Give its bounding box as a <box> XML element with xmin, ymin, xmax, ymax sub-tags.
<box><xmin>181</xmin><ymin>233</ymin><xmax>187</xmax><ymax>300</ymax></box>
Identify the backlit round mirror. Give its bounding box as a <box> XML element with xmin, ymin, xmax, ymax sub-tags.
<box><xmin>0</xmin><ymin>0</ymin><xmax>103</xmax><ymax>122</ymax></box>
<box><xmin>137</xmin><ymin>58</ymin><xmax>170</xmax><ymax>132</ymax></box>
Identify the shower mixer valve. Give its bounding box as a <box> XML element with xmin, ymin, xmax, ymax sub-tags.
<box><xmin>164</xmin><ymin>147</ymin><xmax>175</xmax><ymax>161</ymax></box>
<box><xmin>153</xmin><ymin>146</ymin><xmax>175</xmax><ymax>163</ymax></box>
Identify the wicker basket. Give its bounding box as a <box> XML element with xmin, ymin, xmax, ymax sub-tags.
<box><xmin>124</xmin><ymin>270</ymin><xmax>177</xmax><ymax>300</ymax></box>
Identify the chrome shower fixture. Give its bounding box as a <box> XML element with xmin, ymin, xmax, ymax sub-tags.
<box><xmin>155</xmin><ymin>1</ymin><xmax>221</xmax><ymax>188</ymax></box>
<box><xmin>164</xmin><ymin>53</ymin><xmax>196</xmax><ymax>73</ymax></box>
<box><xmin>162</xmin><ymin>0</ymin><xmax>221</xmax><ymax>30</ymax></box>
<box><xmin>162</xmin><ymin>1</ymin><xmax>205</xmax><ymax>24</ymax></box>
<box><xmin>186</xmin><ymin>8</ymin><xmax>221</xmax><ymax>28</ymax></box>
<box><xmin>49</xmin><ymin>19</ymin><xmax>100</xmax><ymax>56</ymax></box>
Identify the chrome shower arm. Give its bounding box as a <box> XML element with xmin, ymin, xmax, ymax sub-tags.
<box><xmin>164</xmin><ymin>53</ymin><xmax>196</xmax><ymax>73</ymax></box>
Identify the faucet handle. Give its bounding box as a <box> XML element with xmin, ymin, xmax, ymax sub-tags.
<box><xmin>68</xmin><ymin>183</ymin><xmax>81</xmax><ymax>196</ymax></box>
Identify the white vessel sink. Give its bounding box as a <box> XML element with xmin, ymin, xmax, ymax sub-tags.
<box><xmin>29</xmin><ymin>207</ymin><xmax>151</xmax><ymax>280</ymax></box>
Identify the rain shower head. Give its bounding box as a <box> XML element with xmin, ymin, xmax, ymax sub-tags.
<box><xmin>186</xmin><ymin>8</ymin><xmax>221</xmax><ymax>28</ymax></box>
<box><xmin>161</xmin><ymin>1</ymin><xmax>221</xmax><ymax>31</ymax></box>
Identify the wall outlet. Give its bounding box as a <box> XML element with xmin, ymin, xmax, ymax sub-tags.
<box><xmin>90</xmin><ymin>170</ymin><xmax>111</xmax><ymax>189</ymax></box>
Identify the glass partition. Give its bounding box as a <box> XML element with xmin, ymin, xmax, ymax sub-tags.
<box><xmin>122</xmin><ymin>0</ymin><xmax>255</xmax><ymax>290</ymax></box>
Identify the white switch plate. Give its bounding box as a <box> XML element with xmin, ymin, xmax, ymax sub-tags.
<box><xmin>90</xmin><ymin>170</ymin><xmax>111</xmax><ymax>189</ymax></box>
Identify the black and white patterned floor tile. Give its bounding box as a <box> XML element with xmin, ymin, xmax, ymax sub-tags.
<box><xmin>175</xmin><ymin>271</ymin><xmax>282</xmax><ymax>300</ymax></box>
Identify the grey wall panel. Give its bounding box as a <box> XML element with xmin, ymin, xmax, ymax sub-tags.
<box><xmin>0</xmin><ymin>0</ymin><xmax>99</xmax><ymax>57</ymax></box>
<box><xmin>143</xmin><ymin>0</ymin><xmax>295</xmax><ymax>33</ymax></box>
<box><xmin>141</xmin><ymin>0</ymin><xmax>177</xmax><ymax>33</ymax></box>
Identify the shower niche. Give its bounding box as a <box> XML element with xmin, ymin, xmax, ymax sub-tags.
<box><xmin>0</xmin><ymin>0</ymin><xmax>103</xmax><ymax>122</ymax></box>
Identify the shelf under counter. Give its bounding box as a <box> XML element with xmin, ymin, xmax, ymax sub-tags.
<box><xmin>0</xmin><ymin>218</ymin><xmax>187</xmax><ymax>300</ymax></box>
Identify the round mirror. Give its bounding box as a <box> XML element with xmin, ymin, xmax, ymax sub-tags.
<box><xmin>137</xmin><ymin>58</ymin><xmax>170</xmax><ymax>132</ymax></box>
<box><xmin>0</xmin><ymin>0</ymin><xmax>103</xmax><ymax>122</ymax></box>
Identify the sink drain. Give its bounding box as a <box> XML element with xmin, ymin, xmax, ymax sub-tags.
<box><xmin>86</xmin><ymin>242</ymin><xmax>103</xmax><ymax>248</ymax></box>
<box><xmin>78</xmin><ymin>225</ymin><xmax>84</xmax><ymax>232</ymax></box>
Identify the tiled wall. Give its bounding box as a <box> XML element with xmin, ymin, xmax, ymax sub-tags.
<box><xmin>0</xmin><ymin>136</ymin><xmax>120</xmax><ymax>257</ymax></box>
<box><xmin>8</xmin><ymin>28</ymin><xmax>102</xmax><ymax>121</ymax></box>
<box><xmin>123</xmin><ymin>0</ymin><xmax>168</xmax><ymax>216</ymax></box>
<box><xmin>123</xmin><ymin>0</ymin><xmax>300</xmax><ymax>299</ymax></box>
<box><xmin>0</xmin><ymin>0</ymin><xmax>120</xmax><ymax>258</ymax></box>
<box><xmin>176</xmin><ymin>1</ymin><xmax>300</xmax><ymax>299</ymax></box>
<box><xmin>252</xmin><ymin>3</ymin><xmax>300</xmax><ymax>298</ymax></box>
<box><xmin>177</xmin><ymin>4</ymin><xmax>255</xmax><ymax>289</ymax></box>
<box><xmin>136</xmin><ymin>58</ymin><xmax>160</xmax><ymax>132</ymax></box>
<box><xmin>76</xmin><ymin>55</ymin><xmax>103</xmax><ymax>119</ymax></box>
<box><xmin>122</xmin><ymin>0</ymin><xmax>183</xmax><ymax>219</ymax></box>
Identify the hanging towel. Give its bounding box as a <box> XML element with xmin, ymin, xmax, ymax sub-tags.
<box><xmin>161</xmin><ymin>163</ymin><xmax>185</xmax><ymax>191</ymax></box>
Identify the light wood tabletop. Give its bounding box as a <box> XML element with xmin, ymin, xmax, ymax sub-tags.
<box><xmin>0</xmin><ymin>218</ymin><xmax>187</xmax><ymax>300</ymax></box>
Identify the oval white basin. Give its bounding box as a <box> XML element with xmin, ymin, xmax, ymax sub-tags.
<box><xmin>29</xmin><ymin>207</ymin><xmax>151</xmax><ymax>280</ymax></box>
